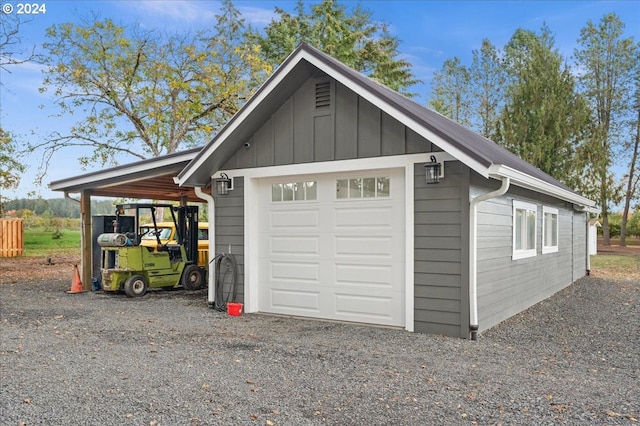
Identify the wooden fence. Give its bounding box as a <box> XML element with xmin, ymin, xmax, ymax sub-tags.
<box><xmin>0</xmin><ymin>219</ymin><xmax>24</xmax><ymax>257</ymax></box>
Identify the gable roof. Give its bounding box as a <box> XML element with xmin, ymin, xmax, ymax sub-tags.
<box><xmin>177</xmin><ymin>43</ymin><xmax>595</xmax><ymax>209</ymax></box>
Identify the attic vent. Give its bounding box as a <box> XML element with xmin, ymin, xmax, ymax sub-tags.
<box><xmin>315</xmin><ymin>81</ymin><xmax>331</xmax><ymax>109</ymax></box>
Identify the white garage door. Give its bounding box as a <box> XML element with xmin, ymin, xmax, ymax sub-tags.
<box><xmin>258</xmin><ymin>168</ymin><xmax>405</xmax><ymax>327</ymax></box>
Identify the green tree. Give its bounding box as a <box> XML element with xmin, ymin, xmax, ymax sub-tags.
<box><xmin>0</xmin><ymin>128</ymin><xmax>26</xmax><ymax>215</ymax></box>
<box><xmin>495</xmin><ymin>26</ymin><xmax>590</xmax><ymax>188</ymax></box>
<box><xmin>428</xmin><ymin>57</ymin><xmax>472</xmax><ymax>127</ymax></box>
<box><xmin>1</xmin><ymin>13</ymin><xmax>40</xmax><ymax>214</ymax></box>
<box><xmin>620</xmin><ymin>73</ymin><xmax>640</xmax><ymax>246</ymax></box>
<box><xmin>627</xmin><ymin>209</ymin><xmax>640</xmax><ymax>238</ymax></box>
<box><xmin>575</xmin><ymin>13</ymin><xmax>638</xmax><ymax>245</ymax></box>
<box><xmin>33</xmin><ymin>1</ymin><xmax>271</xmax><ymax>183</ymax></box>
<box><xmin>469</xmin><ymin>39</ymin><xmax>506</xmax><ymax>138</ymax></box>
<box><xmin>0</xmin><ymin>128</ymin><xmax>24</xmax><ymax>190</ymax></box>
<box><xmin>254</xmin><ymin>0</ymin><xmax>419</xmax><ymax>96</ymax></box>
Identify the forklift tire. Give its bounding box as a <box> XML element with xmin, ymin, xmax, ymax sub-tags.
<box><xmin>124</xmin><ymin>275</ymin><xmax>148</xmax><ymax>298</ymax></box>
<box><xmin>181</xmin><ymin>265</ymin><xmax>204</xmax><ymax>290</ymax></box>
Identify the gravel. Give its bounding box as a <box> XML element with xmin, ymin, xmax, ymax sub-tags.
<box><xmin>1</xmin><ymin>275</ymin><xmax>638</xmax><ymax>425</ymax></box>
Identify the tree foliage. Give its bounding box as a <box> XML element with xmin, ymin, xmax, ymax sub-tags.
<box><xmin>254</xmin><ymin>0</ymin><xmax>419</xmax><ymax>96</ymax></box>
<box><xmin>34</xmin><ymin>0</ymin><xmax>271</xmax><ymax>182</ymax></box>
<box><xmin>495</xmin><ymin>27</ymin><xmax>590</xmax><ymax>189</ymax></box>
<box><xmin>428</xmin><ymin>57</ymin><xmax>471</xmax><ymax>127</ymax></box>
<box><xmin>430</xmin><ymin>26</ymin><xmax>591</xmax><ymax>189</ymax></box>
<box><xmin>574</xmin><ymin>12</ymin><xmax>638</xmax><ymax>244</ymax></box>
<box><xmin>469</xmin><ymin>39</ymin><xmax>506</xmax><ymax>138</ymax></box>
<box><xmin>1</xmin><ymin>13</ymin><xmax>38</xmax><ymax>211</ymax></box>
<box><xmin>0</xmin><ymin>128</ymin><xmax>26</xmax><ymax>190</ymax></box>
<box><xmin>620</xmin><ymin>74</ymin><xmax>640</xmax><ymax>245</ymax></box>
<box><xmin>3</xmin><ymin>197</ymin><xmax>115</xmax><ymax>218</ymax></box>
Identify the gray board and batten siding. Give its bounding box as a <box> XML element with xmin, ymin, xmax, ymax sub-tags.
<box><xmin>213</xmin><ymin>74</ymin><xmax>441</xmax><ymax>308</ymax></box>
<box><xmin>220</xmin><ymin>75</ymin><xmax>432</xmax><ymax>170</ymax></box>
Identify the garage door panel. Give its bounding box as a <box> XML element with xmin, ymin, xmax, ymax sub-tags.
<box><xmin>271</xmin><ymin>235</ymin><xmax>320</xmax><ymax>256</ymax></box>
<box><xmin>334</xmin><ymin>235</ymin><xmax>395</xmax><ymax>258</ymax></box>
<box><xmin>269</xmin><ymin>288</ymin><xmax>320</xmax><ymax>312</ymax></box>
<box><xmin>334</xmin><ymin>206</ymin><xmax>395</xmax><ymax>229</ymax></box>
<box><xmin>270</xmin><ymin>209</ymin><xmax>319</xmax><ymax>228</ymax></box>
<box><xmin>334</xmin><ymin>293</ymin><xmax>402</xmax><ymax>323</ymax></box>
<box><xmin>335</xmin><ymin>263</ymin><xmax>393</xmax><ymax>288</ymax></box>
<box><xmin>270</xmin><ymin>261</ymin><xmax>319</xmax><ymax>283</ymax></box>
<box><xmin>259</xmin><ymin>168</ymin><xmax>405</xmax><ymax>327</ymax></box>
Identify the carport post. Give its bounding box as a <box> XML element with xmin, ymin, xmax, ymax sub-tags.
<box><xmin>80</xmin><ymin>190</ymin><xmax>92</xmax><ymax>291</ymax></box>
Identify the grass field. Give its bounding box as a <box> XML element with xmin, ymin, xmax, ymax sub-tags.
<box><xmin>23</xmin><ymin>229</ymin><xmax>82</xmax><ymax>257</ymax></box>
<box><xmin>590</xmin><ymin>254</ymin><xmax>640</xmax><ymax>280</ymax></box>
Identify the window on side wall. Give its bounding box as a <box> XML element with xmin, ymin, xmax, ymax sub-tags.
<box><xmin>513</xmin><ymin>200</ymin><xmax>537</xmax><ymax>260</ymax></box>
<box><xmin>542</xmin><ymin>206</ymin><xmax>559</xmax><ymax>254</ymax></box>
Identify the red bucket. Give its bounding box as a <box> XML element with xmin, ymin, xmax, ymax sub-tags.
<box><xmin>227</xmin><ymin>302</ymin><xmax>243</xmax><ymax>316</ymax></box>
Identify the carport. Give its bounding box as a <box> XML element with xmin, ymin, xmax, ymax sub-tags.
<box><xmin>48</xmin><ymin>148</ymin><xmax>212</xmax><ymax>290</ymax></box>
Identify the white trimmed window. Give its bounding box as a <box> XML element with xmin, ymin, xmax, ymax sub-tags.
<box><xmin>336</xmin><ymin>176</ymin><xmax>390</xmax><ymax>199</ymax></box>
<box><xmin>513</xmin><ymin>200</ymin><xmax>537</xmax><ymax>259</ymax></box>
<box><xmin>271</xmin><ymin>181</ymin><xmax>317</xmax><ymax>202</ymax></box>
<box><xmin>542</xmin><ymin>206</ymin><xmax>559</xmax><ymax>254</ymax></box>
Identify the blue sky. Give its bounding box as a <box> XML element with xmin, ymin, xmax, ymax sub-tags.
<box><xmin>1</xmin><ymin>0</ymin><xmax>639</xmax><ymax>200</ymax></box>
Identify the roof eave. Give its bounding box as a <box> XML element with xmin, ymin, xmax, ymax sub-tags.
<box><xmin>489</xmin><ymin>164</ymin><xmax>597</xmax><ymax>209</ymax></box>
<box><xmin>49</xmin><ymin>149</ymin><xmax>199</xmax><ymax>193</ymax></box>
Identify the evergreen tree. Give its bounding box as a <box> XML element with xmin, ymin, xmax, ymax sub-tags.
<box><xmin>495</xmin><ymin>26</ymin><xmax>590</xmax><ymax>189</ymax></box>
<box><xmin>254</xmin><ymin>0</ymin><xmax>419</xmax><ymax>96</ymax></box>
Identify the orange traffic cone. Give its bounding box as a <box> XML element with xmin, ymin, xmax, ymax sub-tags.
<box><xmin>66</xmin><ymin>265</ymin><xmax>85</xmax><ymax>294</ymax></box>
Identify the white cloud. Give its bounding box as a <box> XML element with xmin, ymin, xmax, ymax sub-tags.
<box><xmin>237</xmin><ymin>5</ymin><xmax>277</xmax><ymax>27</ymax></box>
<box><xmin>119</xmin><ymin>0</ymin><xmax>220</xmax><ymax>25</ymax></box>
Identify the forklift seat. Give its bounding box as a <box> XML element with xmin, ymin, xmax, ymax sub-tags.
<box><xmin>165</xmin><ymin>244</ymin><xmax>183</xmax><ymax>263</ymax></box>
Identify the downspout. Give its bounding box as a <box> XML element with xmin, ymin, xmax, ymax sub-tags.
<box><xmin>574</xmin><ymin>205</ymin><xmax>594</xmax><ymax>276</ymax></box>
<box><xmin>469</xmin><ymin>177</ymin><xmax>510</xmax><ymax>341</ymax></box>
<box><xmin>586</xmin><ymin>214</ymin><xmax>591</xmax><ymax>276</ymax></box>
<box><xmin>64</xmin><ymin>192</ymin><xmax>80</xmax><ymax>204</ymax></box>
<box><xmin>194</xmin><ymin>186</ymin><xmax>216</xmax><ymax>308</ymax></box>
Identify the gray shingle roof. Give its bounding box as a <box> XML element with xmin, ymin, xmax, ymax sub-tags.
<box><xmin>300</xmin><ymin>43</ymin><xmax>575</xmax><ymax>192</ymax></box>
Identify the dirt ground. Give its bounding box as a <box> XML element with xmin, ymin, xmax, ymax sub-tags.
<box><xmin>0</xmin><ymin>254</ymin><xmax>81</xmax><ymax>285</ymax></box>
<box><xmin>1</xmin><ymin>243</ymin><xmax>638</xmax><ymax>285</ymax></box>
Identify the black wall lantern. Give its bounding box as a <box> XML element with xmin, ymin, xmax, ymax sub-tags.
<box><xmin>424</xmin><ymin>155</ymin><xmax>442</xmax><ymax>184</ymax></box>
<box><xmin>215</xmin><ymin>173</ymin><xmax>232</xmax><ymax>195</ymax></box>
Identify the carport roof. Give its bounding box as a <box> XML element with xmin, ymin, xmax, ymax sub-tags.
<box><xmin>48</xmin><ymin>148</ymin><xmax>205</xmax><ymax>202</ymax></box>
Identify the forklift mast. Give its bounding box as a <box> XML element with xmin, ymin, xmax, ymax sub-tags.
<box><xmin>113</xmin><ymin>203</ymin><xmax>199</xmax><ymax>265</ymax></box>
<box><xmin>176</xmin><ymin>205</ymin><xmax>199</xmax><ymax>266</ymax></box>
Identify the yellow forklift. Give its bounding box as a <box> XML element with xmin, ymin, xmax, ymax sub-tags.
<box><xmin>97</xmin><ymin>203</ymin><xmax>205</xmax><ymax>297</ymax></box>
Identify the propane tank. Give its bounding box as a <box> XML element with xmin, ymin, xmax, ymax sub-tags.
<box><xmin>97</xmin><ymin>233</ymin><xmax>131</xmax><ymax>247</ymax></box>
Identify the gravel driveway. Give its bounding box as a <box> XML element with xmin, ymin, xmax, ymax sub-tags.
<box><xmin>1</xmin><ymin>275</ymin><xmax>638</xmax><ymax>425</ymax></box>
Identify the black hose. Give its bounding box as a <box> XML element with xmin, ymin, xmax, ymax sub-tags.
<box><xmin>212</xmin><ymin>253</ymin><xmax>238</xmax><ymax>311</ymax></box>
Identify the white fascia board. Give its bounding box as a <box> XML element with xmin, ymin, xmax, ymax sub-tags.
<box><xmin>489</xmin><ymin>164</ymin><xmax>596</xmax><ymax>208</ymax></box>
<box><xmin>49</xmin><ymin>151</ymin><xmax>197</xmax><ymax>192</ymax></box>
<box><xmin>213</xmin><ymin>153</ymin><xmax>443</xmax><ymax>180</ymax></box>
<box><xmin>299</xmin><ymin>52</ymin><xmax>491</xmax><ymax>179</ymax></box>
